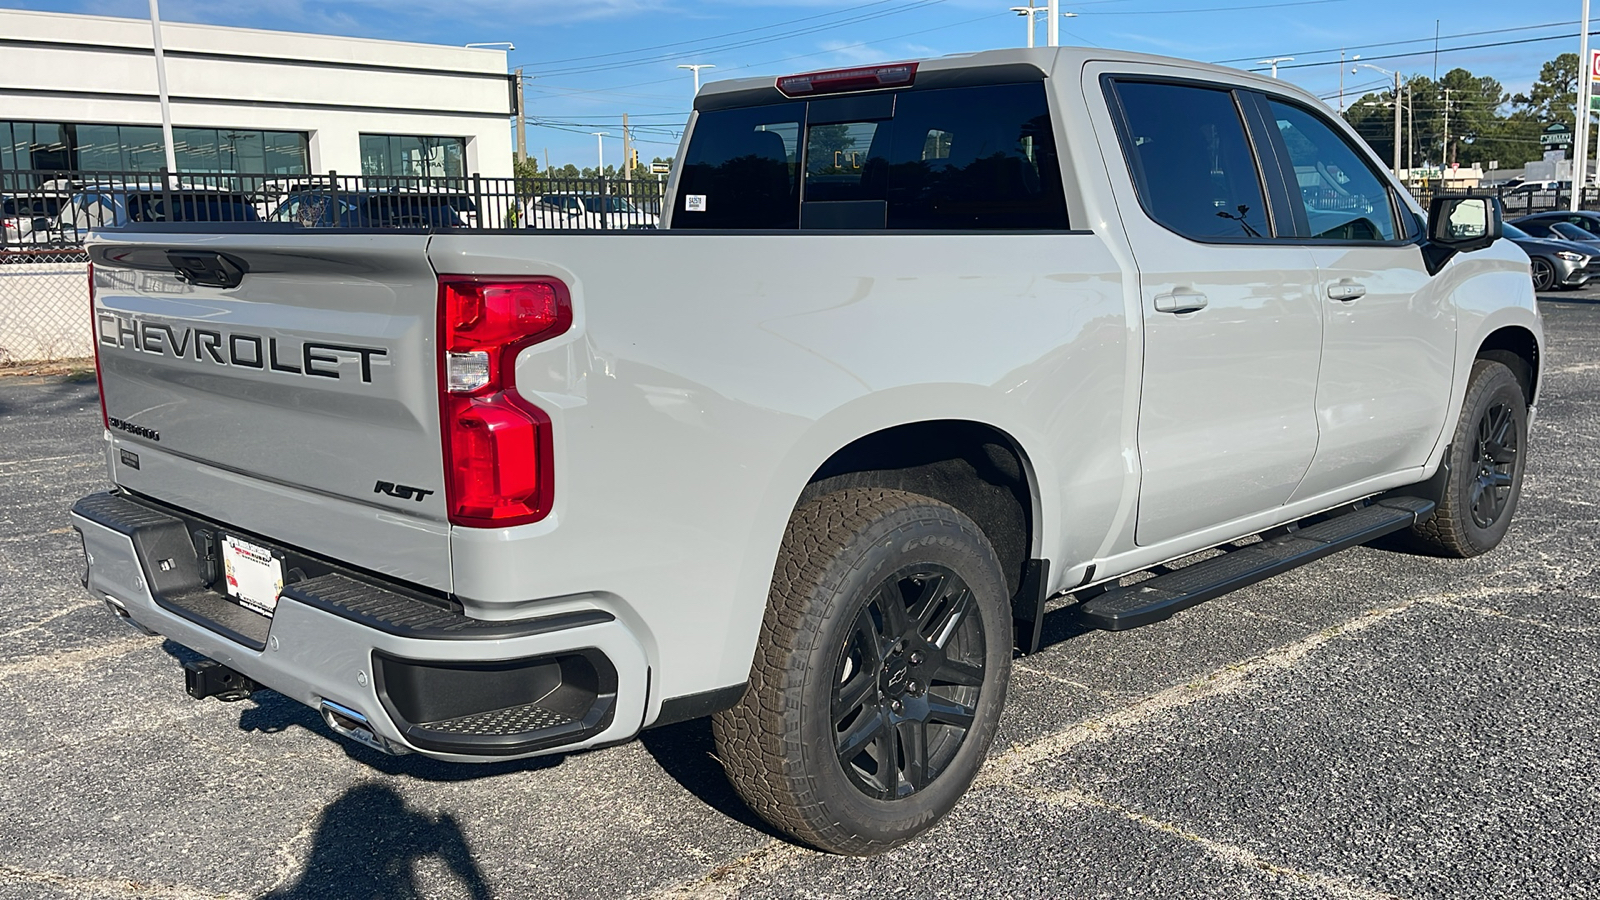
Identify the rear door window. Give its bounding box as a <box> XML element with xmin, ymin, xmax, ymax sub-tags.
<box><xmin>884</xmin><ymin>83</ymin><xmax>1067</xmax><ymax>230</ymax></box>
<box><xmin>1110</xmin><ymin>80</ymin><xmax>1271</xmax><ymax>240</ymax></box>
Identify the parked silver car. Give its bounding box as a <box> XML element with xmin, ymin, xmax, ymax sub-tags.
<box><xmin>1502</xmin><ymin>222</ymin><xmax>1595</xmax><ymax>291</ymax></box>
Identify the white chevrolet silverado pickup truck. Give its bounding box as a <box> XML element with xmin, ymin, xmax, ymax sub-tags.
<box><xmin>72</xmin><ymin>47</ymin><xmax>1541</xmax><ymax>854</ymax></box>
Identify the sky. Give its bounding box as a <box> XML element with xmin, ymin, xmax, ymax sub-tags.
<box><xmin>9</xmin><ymin>0</ymin><xmax>1591</xmax><ymax>169</ymax></box>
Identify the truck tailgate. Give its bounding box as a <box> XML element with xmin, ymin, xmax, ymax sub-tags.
<box><xmin>89</xmin><ymin>232</ymin><xmax>452</xmax><ymax>590</ymax></box>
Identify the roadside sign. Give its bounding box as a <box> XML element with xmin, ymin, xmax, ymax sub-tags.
<box><xmin>1590</xmin><ymin>94</ymin><xmax>1600</xmax><ymax>111</ymax></box>
<box><xmin>1541</xmin><ymin>122</ymin><xmax>1574</xmax><ymax>148</ymax></box>
<box><xmin>1591</xmin><ymin>48</ymin><xmax>1600</xmax><ymax>81</ymax></box>
<box><xmin>650</xmin><ymin>162</ymin><xmax>670</xmax><ymax>174</ymax></box>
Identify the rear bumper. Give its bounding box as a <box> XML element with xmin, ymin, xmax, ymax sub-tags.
<box><xmin>70</xmin><ymin>491</ymin><xmax>649</xmax><ymax>762</ymax></box>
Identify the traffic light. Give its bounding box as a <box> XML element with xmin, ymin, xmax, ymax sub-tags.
<box><xmin>629</xmin><ymin>148</ymin><xmax>639</xmax><ymax>170</ymax></box>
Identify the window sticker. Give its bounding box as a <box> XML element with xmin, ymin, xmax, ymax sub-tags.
<box><xmin>685</xmin><ymin>194</ymin><xmax>708</xmax><ymax>212</ymax></box>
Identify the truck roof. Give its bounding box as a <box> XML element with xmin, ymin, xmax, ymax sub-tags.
<box><xmin>695</xmin><ymin>46</ymin><xmax>1324</xmax><ymax>113</ymax></box>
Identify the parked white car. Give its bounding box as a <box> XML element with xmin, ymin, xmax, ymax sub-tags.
<box><xmin>521</xmin><ymin>192</ymin><xmax>659</xmax><ymax>229</ymax></box>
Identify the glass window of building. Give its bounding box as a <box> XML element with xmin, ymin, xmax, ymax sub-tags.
<box><xmin>0</xmin><ymin>121</ymin><xmax>308</xmax><ymax>175</ymax></box>
<box><xmin>360</xmin><ymin>134</ymin><xmax>467</xmax><ymax>178</ymax></box>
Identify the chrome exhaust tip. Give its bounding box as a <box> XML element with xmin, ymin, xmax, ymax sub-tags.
<box><xmin>319</xmin><ymin>699</ymin><xmax>407</xmax><ymax>755</ymax></box>
<box><xmin>102</xmin><ymin>594</ymin><xmax>159</xmax><ymax>636</ymax></box>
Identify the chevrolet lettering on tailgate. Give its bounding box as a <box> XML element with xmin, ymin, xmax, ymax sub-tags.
<box><xmin>95</xmin><ymin>312</ymin><xmax>388</xmax><ymax>383</ymax></box>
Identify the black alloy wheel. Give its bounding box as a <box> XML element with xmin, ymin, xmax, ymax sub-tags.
<box><xmin>1470</xmin><ymin>399</ymin><xmax>1519</xmax><ymax>529</ymax></box>
<box><xmin>1408</xmin><ymin>358</ymin><xmax>1529</xmax><ymax>557</ymax></box>
<box><xmin>1530</xmin><ymin>257</ymin><xmax>1557</xmax><ymax>292</ymax></box>
<box><xmin>831</xmin><ymin>564</ymin><xmax>985</xmax><ymax>800</ymax></box>
<box><xmin>713</xmin><ymin>488</ymin><xmax>1011</xmax><ymax>855</ymax></box>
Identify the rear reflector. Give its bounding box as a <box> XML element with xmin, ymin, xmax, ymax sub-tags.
<box><xmin>437</xmin><ymin>276</ymin><xmax>572</xmax><ymax>528</ymax></box>
<box><xmin>776</xmin><ymin>62</ymin><xmax>918</xmax><ymax>97</ymax></box>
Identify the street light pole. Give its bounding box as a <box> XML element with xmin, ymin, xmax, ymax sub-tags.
<box><xmin>1353</xmin><ymin>61</ymin><xmax>1403</xmax><ymax>179</ymax></box>
<box><xmin>1574</xmin><ymin>0</ymin><xmax>1592</xmax><ymax>210</ymax></box>
<box><xmin>147</xmin><ymin>0</ymin><xmax>178</xmax><ymax>182</ymax></box>
<box><xmin>1047</xmin><ymin>0</ymin><xmax>1060</xmax><ymax>47</ymax></box>
<box><xmin>1009</xmin><ymin>5</ymin><xmax>1039</xmax><ymax>48</ymax></box>
<box><xmin>592</xmin><ymin>132</ymin><xmax>608</xmax><ymax>175</ymax></box>
<box><xmin>1257</xmin><ymin>57</ymin><xmax>1294</xmax><ymax>79</ymax></box>
<box><xmin>678</xmin><ymin>64</ymin><xmax>715</xmax><ymax>97</ymax></box>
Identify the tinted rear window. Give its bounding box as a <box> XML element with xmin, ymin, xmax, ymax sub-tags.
<box><xmin>674</xmin><ymin>83</ymin><xmax>1067</xmax><ymax>230</ymax></box>
<box><xmin>675</xmin><ymin>102</ymin><xmax>806</xmax><ymax>229</ymax></box>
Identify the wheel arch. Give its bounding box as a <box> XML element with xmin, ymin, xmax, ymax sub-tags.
<box><xmin>1477</xmin><ymin>324</ymin><xmax>1540</xmax><ymax>406</ymax></box>
<box><xmin>796</xmin><ymin>419</ymin><xmax>1041</xmax><ymax>600</ymax></box>
<box><xmin>717</xmin><ymin>394</ymin><xmax>1058</xmax><ymax>700</ymax></box>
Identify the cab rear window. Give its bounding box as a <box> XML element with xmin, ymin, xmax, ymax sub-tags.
<box><xmin>673</xmin><ymin>82</ymin><xmax>1068</xmax><ymax>231</ymax></box>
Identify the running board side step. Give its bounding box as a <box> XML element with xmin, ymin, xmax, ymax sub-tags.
<box><xmin>1075</xmin><ymin>497</ymin><xmax>1435</xmax><ymax>632</ymax></box>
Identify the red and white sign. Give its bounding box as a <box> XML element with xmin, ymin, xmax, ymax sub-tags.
<box><xmin>1590</xmin><ymin>48</ymin><xmax>1600</xmax><ymax>81</ymax></box>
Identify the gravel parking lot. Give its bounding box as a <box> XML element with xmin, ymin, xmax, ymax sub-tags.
<box><xmin>1</xmin><ymin>289</ymin><xmax>1597</xmax><ymax>900</ymax></box>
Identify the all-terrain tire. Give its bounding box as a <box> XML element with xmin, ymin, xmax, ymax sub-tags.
<box><xmin>1409</xmin><ymin>359</ymin><xmax>1528</xmax><ymax>557</ymax></box>
<box><xmin>712</xmin><ymin>488</ymin><xmax>1011</xmax><ymax>855</ymax></box>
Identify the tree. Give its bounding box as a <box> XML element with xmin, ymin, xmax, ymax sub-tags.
<box><xmin>1515</xmin><ymin>53</ymin><xmax>1578</xmax><ymax>125</ymax></box>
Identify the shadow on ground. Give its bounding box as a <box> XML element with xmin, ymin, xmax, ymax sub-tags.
<box><xmin>259</xmin><ymin>782</ymin><xmax>494</xmax><ymax>900</ymax></box>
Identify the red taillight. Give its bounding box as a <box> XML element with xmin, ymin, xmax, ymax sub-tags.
<box><xmin>89</xmin><ymin>262</ymin><xmax>109</xmax><ymax>429</ymax></box>
<box><xmin>776</xmin><ymin>62</ymin><xmax>917</xmax><ymax>97</ymax></box>
<box><xmin>437</xmin><ymin>276</ymin><xmax>572</xmax><ymax>527</ymax></box>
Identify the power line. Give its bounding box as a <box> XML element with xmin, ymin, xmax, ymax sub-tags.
<box><xmin>511</xmin><ymin>0</ymin><xmax>909</xmax><ymax>70</ymax></box>
<box><xmin>517</xmin><ymin>9</ymin><xmax>999</xmax><ymax>100</ymax></box>
<box><xmin>1261</xmin><ymin>29</ymin><xmax>1600</xmax><ymax>72</ymax></box>
<box><xmin>1085</xmin><ymin>0</ymin><xmax>1353</xmax><ymax>14</ymax></box>
<box><xmin>1213</xmin><ymin>20</ymin><xmax>1578</xmax><ymax>64</ymax></box>
<box><xmin>526</xmin><ymin>0</ymin><xmax>951</xmax><ymax>79</ymax></box>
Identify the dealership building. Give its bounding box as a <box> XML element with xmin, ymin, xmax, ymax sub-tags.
<box><xmin>0</xmin><ymin>8</ymin><xmax>515</xmax><ymax>180</ymax></box>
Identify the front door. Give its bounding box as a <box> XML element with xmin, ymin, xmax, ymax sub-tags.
<box><xmin>1255</xmin><ymin>98</ymin><xmax>1456</xmax><ymax>500</ymax></box>
<box><xmin>1095</xmin><ymin>72</ymin><xmax>1324</xmax><ymax>546</ymax></box>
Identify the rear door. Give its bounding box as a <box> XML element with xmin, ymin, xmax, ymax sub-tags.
<box><xmin>1090</xmin><ymin>67</ymin><xmax>1323</xmax><ymax>546</ymax></box>
<box><xmin>89</xmin><ymin>233</ymin><xmax>452</xmax><ymax>588</ymax></box>
<box><xmin>1253</xmin><ymin>97</ymin><xmax>1455</xmax><ymax>499</ymax></box>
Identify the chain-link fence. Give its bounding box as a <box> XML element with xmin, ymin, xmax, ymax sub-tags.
<box><xmin>0</xmin><ymin>249</ymin><xmax>90</xmax><ymax>364</ymax></box>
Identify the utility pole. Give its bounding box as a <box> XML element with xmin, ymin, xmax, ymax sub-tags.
<box><xmin>1574</xmin><ymin>0</ymin><xmax>1592</xmax><ymax>210</ymax></box>
<box><xmin>1338</xmin><ymin>49</ymin><xmax>1346</xmax><ymax>111</ymax></box>
<box><xmin>1442</xmin><ymin>87</ymin><xmax>1451</xmax><ymax>169</ymax></box>
<box><xmin>622</xmin><ymin>113</ymin><xmax>632</xmax><ymax>183</ymax></box>
<box><xmin>592</xmin><ymin>131</ymin><xmax>608</xmax><ymax>175</ymax></box>
<box><xmin>514</xmin><ymin>68</ymin><xmax>527</xmax><ymax>164</ymax></box>
<box><xmin>1406</xmin><ymin>84</ymin><xmax>1414</xmax><ymax>175</ymax></box>
<box><xmin>543</xmin><ymin>147</ymin><xmax>549</xmax><ymax>176</ymax></box>
<box><xmin>147</xmin><ymin>0</ymin><xmax>178</xmax><ymax>182</ymax></box>
<box><xmin>1047</xmin><ymin>0</ymin><xmax>1059</xmax><ymax>47</ymax></box>
<box><xmin>1392</xmin><ymin>70</ymin><xmax>1401</xmax><ymax>180</ymax></box>
<box><xmin>678</xmin><ymin>64</ymin><xmax>715</xmax><ymax>97</ymax></box>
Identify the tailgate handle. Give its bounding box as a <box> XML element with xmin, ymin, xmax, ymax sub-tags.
<box><xmin>166</xmin><ymin>250</ymin><xmax>248</xmax><ymax>289</ymax></box>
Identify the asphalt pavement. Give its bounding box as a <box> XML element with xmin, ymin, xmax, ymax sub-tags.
<box><xmin>0</xmin><ymin>289</ymin><xmax>1597</xmax><ymax>899</ymax></box>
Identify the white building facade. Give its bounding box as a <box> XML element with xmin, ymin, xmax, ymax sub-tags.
<box><xmin>0</xmin><ymin>8</ymin><xmax>514</xmax><ymax>179</ymax></box>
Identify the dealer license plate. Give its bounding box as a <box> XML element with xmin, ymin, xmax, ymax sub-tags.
<box><xmin>221</xmin><ymin>534</ymin><xmax>283</xmax><ymax>616</ymax></box>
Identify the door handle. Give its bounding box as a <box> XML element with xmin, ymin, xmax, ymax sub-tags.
<box><xmin>1153</xmin><ymin>288</ymin><xmax>1209</xmax><ymax>313</ymax></box>
<box><xmin>1327</xmin><ymin>281</ymin><xmax>1367</xmax><ymax>302</ymax></box>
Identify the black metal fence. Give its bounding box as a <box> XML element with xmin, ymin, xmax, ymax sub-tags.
<box><xmin>2</xmin><ymin>168</ymin><xmax>669</xmax><ymax>249</ymax></box>
<box><xmin>7</xmin><ymin>166</ymin><xmax>1599</xmax><ymax>252</ymax></box>
<box><xmin>1408</xmin><ymin>182</ymin><xmax>1600</xmax><ymax>218</ymax></box>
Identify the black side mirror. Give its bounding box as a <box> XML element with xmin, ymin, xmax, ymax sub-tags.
<box><xmin>1423</xmin><ymin>195</ymin><xmax>1502</xmax><ymax>274</ymax></box>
